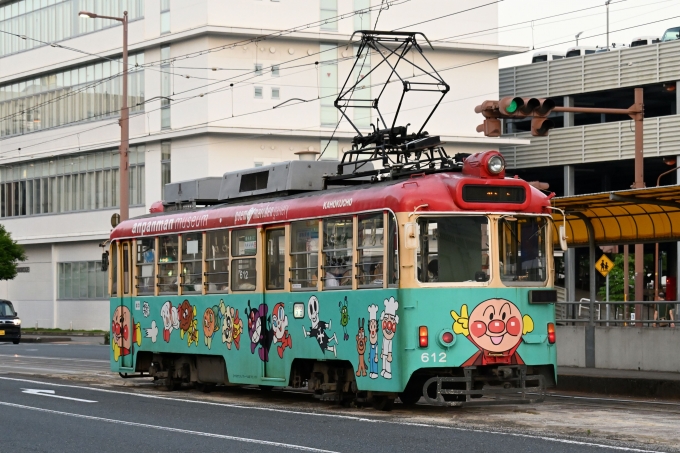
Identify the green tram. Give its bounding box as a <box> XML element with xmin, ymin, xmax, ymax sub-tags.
<box><xmin>107</xmin><ymin>150</ymin><xmax>557</xmax><ymax>409</ymax></box>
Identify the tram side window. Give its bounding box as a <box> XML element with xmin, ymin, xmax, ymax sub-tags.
<box><xmin>136</xmin><ymin>238</ymin><xmax>155</xmax><ymax>295</ymax></box>
<box><xmin>358</xmin><ymin>213</ymin><xmax>384</xmax><ymax>287</ymax></box>
<box><xmin>206</xmin><ymin>231</ymin><xmax>229</xmax><ymax>292</ymax></box>
<box><xmin>232</xmin><ymin>228</ymin><xmax>257</xmax><ymax>291</ymax></box>
<box><xmin>498</xmin><ymin>217</ymin><xmax>547</xmax><ymax>284</ymax></box>
<box><xmin>111</xmin><ymin>242</ymin><xmax>118</xmax><ymax>296</ymax></box>
<box><xmin>323</xmin><ymin>217</ymin><xmax>354</xmax><ymax>289</ymax></box>
<box><xmin>290</xmin><ymin>220</ymin><xmax>319</xmax><ymax>291</ymax></box>
<box><xmin>388</xmin><ymin>213</ymin><xmax>399</xmax><ymax>287</ymax></box>
<box><xmin>123</xmin><ymin>243</ymin><xmax>130</xmax><ymax>294</ymax></box>
<box><xmin>417</xmin><ymin>216</ymin><xmax>489</xmax><ymax>283</ymax></box>
<box><xmin>182</xmin><ymin>232</ymin><xmax>203</xmax><ymax>294</ymax></box>
<box><xmin>158</xmin><ymin>235</ymin><xmax>179</xmax><ymax>294</ymax></box>
<box><xmin>266</xmin><ymin>229</ymin><xmax>286</xmax><ymax>290</ymax></box>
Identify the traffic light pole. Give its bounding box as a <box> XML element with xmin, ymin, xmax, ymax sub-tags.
<box><xmin>475</xmin><ymin>90</ymin><xmax>646</xmax><ymax>328</ymax></box>
<box><xmin>554</xmin><ymin>88</ymin><xmax>645</xmax><ymax>325</ymax></box>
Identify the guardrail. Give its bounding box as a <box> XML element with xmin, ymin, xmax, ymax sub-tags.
<box><xmin>556</xmin><ymin>300</ymin><xmax>677</xmax><ymax>327</ymax></box>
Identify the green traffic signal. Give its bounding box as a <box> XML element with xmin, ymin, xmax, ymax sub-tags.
<box><xmin>506</xmin><ymin>99</ymin><xmax>518</xmax><ymax>113</ymax></box>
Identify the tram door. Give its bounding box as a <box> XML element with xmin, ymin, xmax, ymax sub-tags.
<box><xmin>118</xmin><ymin>241</ymin><xmax>135</xmax><ymax>371</ymax></box>
<box><xmin>264</xmin><ymin>228</ymin><xmax>287</xmax><ymax>380</ymax></box>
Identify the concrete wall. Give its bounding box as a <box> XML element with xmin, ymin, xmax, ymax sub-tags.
<box><xmin>557</xmin><ymin>326</ymin><xmax>680</xmax><ymax>373</ymax></box>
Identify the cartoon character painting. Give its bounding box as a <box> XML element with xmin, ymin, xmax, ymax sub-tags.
<box><xmin>178</xmin><ymin>300</ymin><xmax>199</xmax><ymax>347</ymax></box>
<box><xmin>339</xmin><ymin>297</ymin><xmax>350</xmax><ymax>341</ymax></box>
<box><xmin>355</xmin><ymin>317</ymin><xmax>367</xmax><ymax>377</ymax></box>
<box><xmin>160</xmin><ymin>301</ymin><xmax>180</xmax><ymax>343</ymax></box>
<box><xmin>203</xmin><ymin>305</ymin><xmax>220</xmax><ymax>349</ymax></box>
<box><xmin>450</xmin><ymin>298</ymin><xmax>534</xmax><ymax>366</ymax></box>
<box><xmin>367</xmin><ymin>304</ymin><xmax>379</xmax><ymax>379</ymax></box>
<box><xmin>219</xmin><ymin>300</ymin><xmax>242</xmax><ymax>350</ymax></box>
<box><xmin>232</xmin><ymin>309</ymin><xmax>243</xmax><ymax>350</ymax></box>
<box><xmin>111</xmin><ymin>306</ymin><xmax>142</xmax><ymax>362</ymax></box>
<box><xmin>380</xmin><ymin>297</ymin><xmax>399</xmax><ymax>379</ymax></box>
<box><xmin>302</xmin><ymin>295</ymin><xmax>338</xmax><ymax>357</ymax></box>
<box><xmin>245</xmin><ymin>301</ymin><xmax>273</xmax><ymax>362</ymax></box>
<box><xmin>271</xmin><ymin>302</ymin><xmax>292</xmax><ymax>358</ymax></box>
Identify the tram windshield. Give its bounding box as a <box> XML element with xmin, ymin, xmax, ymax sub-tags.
<box><xmin>417</xmin><ymin>216</ymin><xmax>490</xmax><ymax>283</ymax></box>
<box><xmin>498</xmin><ymin>216</ymin><xmax>548</xmax><ymax>285</ymax></box>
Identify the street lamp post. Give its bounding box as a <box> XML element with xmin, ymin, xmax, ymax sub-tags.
<box><xmin>606</xmin><ymin>0</ymin><xmax>612</xmax><ymax>50</ymax></box>
<box><xmin>79</xmin><ymin>10</ymin><xmax>129</xmax><ymax>222</ymax></box>
<box><xmin>575</xmin><ymin>31</ymin><xmax>584</xmax><ymax>46</ymax></box>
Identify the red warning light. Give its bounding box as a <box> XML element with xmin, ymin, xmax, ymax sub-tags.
<box><xmin>441</xmin><ymin>332</ymin><xmax>454</xmax><ymax>344</ymax></box>
<box><xmin>419</xmin><ymin>326</ymin><xmax>428</xmax><ymax>347</ymax></box>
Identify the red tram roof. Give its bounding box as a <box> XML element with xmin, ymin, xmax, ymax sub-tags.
<box><xmin>110</xmin><ymin>172</ymin><xmax>551</xmax><ymax>240</ymax></box>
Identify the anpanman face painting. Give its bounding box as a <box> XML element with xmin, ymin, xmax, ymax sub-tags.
<box><xmin>112</xmin><ymin>306</ymin><xmax>131</xmax><ymax>351</ymax></box>
<box><xmin>468</xmin><ymin>298</ymin><xmax>524</xmax><ymax>353</ymax></box>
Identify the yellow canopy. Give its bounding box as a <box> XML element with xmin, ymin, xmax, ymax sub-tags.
<box><xmin>551</xmin><ymin>185</ymin><xmax>680</xmax><ymax>247</ymax></box>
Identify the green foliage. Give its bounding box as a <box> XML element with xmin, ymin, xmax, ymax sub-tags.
<box><xmin>598</xmin><ymin>254</ymin><xmax>635</xmax><ymax>301</ymax></box>
<box><xmin>0</xmin><ymin>224</ymin><xmax>26</xmax><ymax>280</ymax></box>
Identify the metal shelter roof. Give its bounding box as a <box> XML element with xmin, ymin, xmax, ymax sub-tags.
<box><xmin>550</xmin><ymin>185</ymin><xmax>680</xmax><ymax>248</ymax></box>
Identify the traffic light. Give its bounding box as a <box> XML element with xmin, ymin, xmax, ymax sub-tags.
<box><xmin>531</xmin><ymin>117</ymin><xmax>554</xmax><ymax>136</ymax></box>
<box><xmin>474</xmin><ymin>97</ymin><xmax>557</xmax><ymax>137</ymax></box>
<box><xmin>476</xmin><ymin>119</ymin><xmax>501</xmax><ymax>137</ymax></box>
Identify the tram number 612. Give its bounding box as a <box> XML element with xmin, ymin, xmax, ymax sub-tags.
<box><xmin>421</xmin><ymin>352</ymin><xmax>447</xmax><ymax>363</ymax></box>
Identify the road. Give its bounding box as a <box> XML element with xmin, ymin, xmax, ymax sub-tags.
<box><xmin>0</xmin><ymin>338</ymin><xmax>676</xmax><ymax>453</ymax></box>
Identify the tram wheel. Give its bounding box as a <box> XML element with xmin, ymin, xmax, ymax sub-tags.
<box><xmin>398</xmin><ymin>390</ymin><xmax>421</xmax><ymax>406</ymax></box>
<box><xmin>259</xmin><ymin>385</ymin><xmax>274</xmax><ymax>392</ymax></box>
<box><xmin>371</xmin><ymin>395</ymin><xmax>395</xmax><ymax>411</ymax></box>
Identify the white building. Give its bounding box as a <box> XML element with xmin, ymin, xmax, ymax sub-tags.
<box><xmin>0</xmin><ymin>0</ymin><xmax>525</xmax><ymax>330</ymax></box>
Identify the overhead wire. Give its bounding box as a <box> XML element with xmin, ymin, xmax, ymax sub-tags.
<box><xmin>0</xmin><ymin>0</ymin><xmax>408</xmax><ymax>124</ymax></box>
<box><xmin>2</xmin><ymin>4</ymin><xmax>674</xmax><ymax>159</ymax></box>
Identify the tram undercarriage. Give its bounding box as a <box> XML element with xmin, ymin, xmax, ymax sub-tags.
<box><xmin>130</xmin><ymin>352</ymin><xmax>553</xmax><ymax>410</ymax></box>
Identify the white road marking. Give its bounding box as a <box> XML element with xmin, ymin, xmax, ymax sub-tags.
<box><xmin>21</xmin><ymin>388</ymin><xmax>97</xmax><ymax>403</ymax></box>
<box><xmin>0</xmin><ymin>401</ymin><xmax>338</xmax><ymax>452</ymax></box>
<box><xmin>0</xmin><ymin>353</ymin><xmax>108</xmax><ymax>363</ymax></box>
<box><xmin>546</xmin><ymin>392</ymin><xmax>680</xmax><ymax>407</ymax></box>
<box><xmin>0</xmin><ymin>376</ymin><xmax>664</xmax><ymax>452</ymax></box>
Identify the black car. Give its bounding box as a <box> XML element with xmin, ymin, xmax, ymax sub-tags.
<box><xmin>0</xmin><ymin>300</ymin><xmax>21</xmax><ymax>344</ymax></box>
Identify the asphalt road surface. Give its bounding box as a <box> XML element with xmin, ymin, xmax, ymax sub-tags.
<box><xmin>0</xmin><ymin>338</ymin><xmax>676</xmax><ymax>453</ymax></box>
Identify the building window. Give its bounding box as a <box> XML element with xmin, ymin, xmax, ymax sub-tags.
<box><xmin>0</xmin><ymin>0</ymin><xmax>145</xmax><ymax>58</ymax></box>
<box><xmin>161</xmin><ymin>45</ymin><xmax>171</xmax><ymax>129</ymax></box>
<box><xmin>320</xmin><ymin>44</ymin><xmax>338</xmax><ymax>126</ymax></box>
<box><xmin>271</xmin><ymin>87</ymin><xmax>280</xmax><ymax>99</ymax></box>
<box><xmin>0</xmin><ymin>146</ymin><xmax>145</xmax><ymax>218</ymax></box>
<box><xmin>0</xmin><ymin>53</ymin><xmax>145</xmax><ymax>138</ymax></box>
<box><xmin>320</xmin><ymin>140</ymin><xmax>338</xmax><ymax>160</ymax></box>
<box><xmin>320</xmin><ymin>0</ymin><xmax>338</xmax><ymax>31</ymax></box>
<box><xmin>254</xmin><ymin>86</ymin><xmax>263</xmax><ymax>99</ymax></box>
<box><xmin>255</xmin><ymin>63</ymin><xmax>263</xmax><ymax>76</ymax></box>
<box><xmin>160</xmin><ymin>0</ymin><xmax>170</xmax><ymax>34</ymax></box>
<box><xmin>161</xmin><ymin>141</ymin><xmax>171</xmax><ymax>194</ymax></box>
<box><xmin>272</xmin><ymin>65</ymin><xmax>280</xmax><ymax>77</ymax></box>
<box><xmin>354</xmin><ymin>0</ymin><xmax>371</xmax><ymax>30</ymax></box>
<box><xmin>353</xmin><ymin>45</ymin><xmax>371</xmax><ymax>128</ymax></box>
<box><xmin>58</xmin><ymin>261</ymin><xmax>108</xmax><ymax>300</ymax></box>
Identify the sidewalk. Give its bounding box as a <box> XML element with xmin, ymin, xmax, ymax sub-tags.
<box><xmin>557</xmin><ymin>366</ymin><xmax>680</xmax><ymax>400</ymax></box>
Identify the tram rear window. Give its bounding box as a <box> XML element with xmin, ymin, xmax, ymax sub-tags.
<box><xmin>462</xmin><ymin>185</ymin><xmax>526</xmax><ymax>203</ymax></box>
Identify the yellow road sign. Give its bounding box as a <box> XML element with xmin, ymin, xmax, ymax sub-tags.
<box><xmin>596</xmin><ymin>254</ymin><xmax>615</xmax><ymax>277</ymax></box>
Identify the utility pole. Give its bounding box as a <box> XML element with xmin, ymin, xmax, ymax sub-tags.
<box><xmin>79</xmin><ymin>10</ymin><xmax>129</xmax><ymax>222</ymax></box>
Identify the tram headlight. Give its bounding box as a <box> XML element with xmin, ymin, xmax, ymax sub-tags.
<box><xmin>487</xmin><ymin>155</ymin><xmax>505</xmax><ymax>175</ymax></box>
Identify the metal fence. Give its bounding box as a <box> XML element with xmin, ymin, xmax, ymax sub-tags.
<box><xmin>556</xmin><ymin>300</ymin><xmax>678</xmax><ymax>327</ymax></box>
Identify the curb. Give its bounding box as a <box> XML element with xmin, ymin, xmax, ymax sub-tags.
<box><xmin>557</xmin><ymin>374</ymin><xmax>680</xmax><ymax>400</ymax></box>
<box><xmin>20</xmin><ymin>336</ymin><xmax>72</xmax><ymax>343</ymax></box>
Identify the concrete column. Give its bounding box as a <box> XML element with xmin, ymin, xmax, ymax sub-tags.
<box><xmin>564</xmin><ymin>96</ymin><xmax>575</xmax><ymax>128</ymax></box>
<box><xmin>564</xmin><ymin>165</ymin><xmax>576</xmax><ymax>305</ymax></box>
